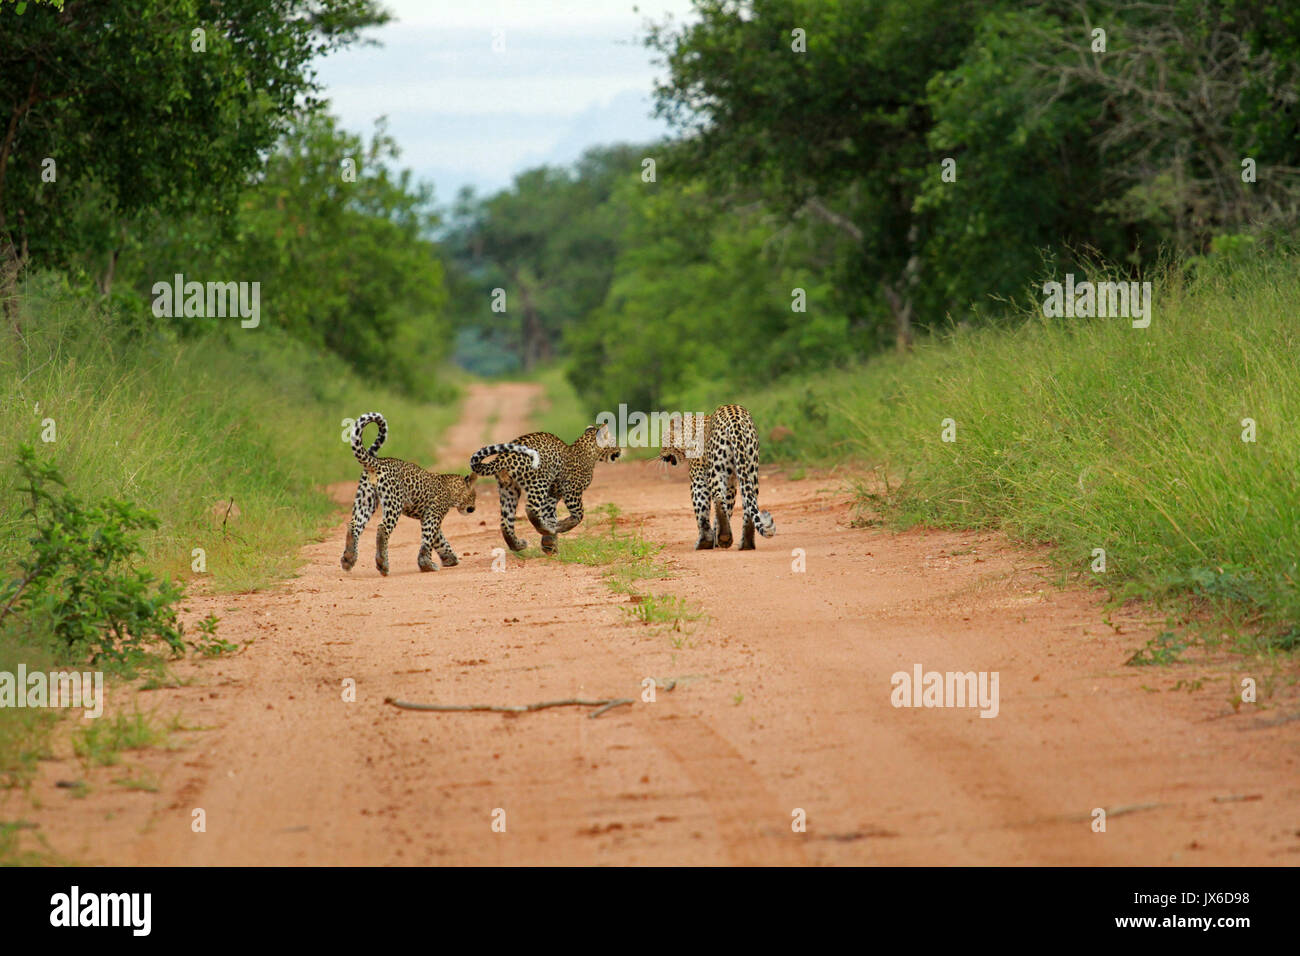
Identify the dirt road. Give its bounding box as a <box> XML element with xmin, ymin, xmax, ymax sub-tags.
<box><xmin>14</xmin><ymin>382</ymin><xmax>1299</xmax><ymax>864</ymax></box>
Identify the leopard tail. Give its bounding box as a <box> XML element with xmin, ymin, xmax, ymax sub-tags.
<box><xmin>470</xmin><ymin>442</ymin><xmax>541</xmax><ymax>475</ymax></box>
<box><xmin>352</xmin><ymin>412</ymin><xmax>387</xmax><ymax>469</ymax></box>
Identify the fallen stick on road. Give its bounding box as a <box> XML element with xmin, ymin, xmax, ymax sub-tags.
<box><xmin>384</xmin><ymin>696</ymin><xmax>634</xmax><ymax>719</ymax></box>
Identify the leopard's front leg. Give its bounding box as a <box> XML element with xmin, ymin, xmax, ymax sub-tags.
<box><xmin>418</xmin><ymin>512</ymin><xmax>458</xmax><ymax>570</ymax></box>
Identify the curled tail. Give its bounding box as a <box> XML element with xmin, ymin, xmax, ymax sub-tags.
<box><xmin>352</xmin><ymin>412</ymin><xmax>388</xmax><ymax>468</ymax></box>
<box><xmin>756</xmin><ymin>509</ymin><xmax>775</xmax><ymax>537</ymax></box>
<box><xmin>470</xmin><ymin>442</ymin><xmax>540</xmax><ymax>475</ymax></box>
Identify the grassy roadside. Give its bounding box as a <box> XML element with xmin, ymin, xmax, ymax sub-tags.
<box><xmin>1</xmin><ymin>274</ymin><xmax>461</xmax><ymax>594</ymax></box>
<box><xmin>0</xmin><ymin>275</ymin><xmax>461</xmax><ymax>839</ymax></box>
<box><xmin>679</xmin><ymin>254</ymin><xmax>1300</xmax><ymax>650</ymax></box>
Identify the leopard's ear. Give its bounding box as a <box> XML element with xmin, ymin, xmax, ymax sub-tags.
<box><xmin>464</xmin><ymin>473</ymin><xmax>478</xmax><ymax>486</ymax></box>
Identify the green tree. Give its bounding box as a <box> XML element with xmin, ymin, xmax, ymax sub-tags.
<box><xmin>649</xmin><ymin>0</ymin><xmax>985</xmax><ymax>348</ymax></box>
<box><xmin>444</xmin><ymin>144</ymin><xmax>646</xmax><ymax>371</ymax></box>
<box><xmin>566</xmin><ymin>177</ymin><xmax>846</xmax><ymax>408</ymax></box>
<box><xmin>914</xmin><ymin>8</ymin><xmax>1140</xmax><ymax>314</ymax></box>
<box><xmin>120</xmin><ymin>113</ymin><xmax>452</xmax><ymax>398</ymax></box>
<box><xmin>0</xmin><ymin>0</ymin><xmax>387</xmax><ymax>284</ymax></box>
<box><xmin>1018</xmin><ymin>0</ymin><xmax>1300</xmax><ymax>251</ymax></box>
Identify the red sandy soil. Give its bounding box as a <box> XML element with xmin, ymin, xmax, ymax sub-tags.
<box><xmin>7</xmin><ymin>382</ymin><xmax>1298</xmax><ymax>865</ymax></box>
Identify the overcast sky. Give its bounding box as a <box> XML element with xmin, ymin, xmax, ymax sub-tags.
<box><xmin>314</xmin><ymin>0</ymin><xmax>699</xmax><ymax>205</ymax></box>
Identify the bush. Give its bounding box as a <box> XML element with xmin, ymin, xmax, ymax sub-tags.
<box><xmin>0</xmin><ymin>444</ymin><xmax>207</xmax><ymax>666</ymax></box>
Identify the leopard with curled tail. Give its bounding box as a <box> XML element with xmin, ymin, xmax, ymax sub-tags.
<box><xmin>341</xmin><ymin>412</ymin><xmax>479</xmax><ymax>575</ymax></box>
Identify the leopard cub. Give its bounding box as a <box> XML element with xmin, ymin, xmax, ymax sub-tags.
<box><xmin>340</xmin><ymin>412</ymin><xmax>478</xmax><ymax>576</ymax></box>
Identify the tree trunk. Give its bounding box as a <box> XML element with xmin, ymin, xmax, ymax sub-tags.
<box><xmin>521</xmin><ymin>303</ymin><xmax>542</xmax><ymax>371</ymax></box>
<box><xmin>512</xmin><ymin>273</ymin><xmax>543</xmax><ymax>371</ymax></box>
<box><xmin>882</xmin><ymin>282</ymin><xmax>914</xmax><ymax>351</ymax></box>
<box><xmin>0</xmin><ymin>74</ymin><xmax>40</xmax><ymax>242</ymax></box>
<box><xmin>506</xmin><ymin>265</ymin><xmax>557</xmax><ymax>371</ymax></box>
<box><xmin>0</xmin><ymin>225</ymin><xmax>27</xmax><ymax>327</ymax></box>
<box><xmin>883</xmin><ymin>224</ymin><xmax>922</xmax><ymax>352</ymax></box>
<box><xmin>97</xmin><ymin>246</ymin><xmax>119</xmax><ymax>296</ymax></box>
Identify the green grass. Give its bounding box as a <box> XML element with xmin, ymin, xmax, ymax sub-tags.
<box><xmin>511</xmin><ymin>503</ymin><xmax>702</xmax><ymax>631</ymax></box>
<box><xmin>622</xmin><ymin>593</ymin><xmax>703</xmax><ymax>630</ymax></box>
<box><xmin>1</xmin><ymin>272</ymin><xmax>460</xmax><ymax>593</ymax></box>
<box><xmin>0</xmin><ymin>634</ymin><xmax>59</xmax><ymax>790</ymax></box>
<box><xmin>513</xmin><ymin>504</ymin><xmax>668</xmax><ymax>585</ymax></box>
<box><xmin>71</xmin><ymin>709</ymin><xmax>181</xmax><ymax>768</ymax></box>
<box><xmin>688</xmin><ymin>254</ymin><xmax>1300</xmax><ymax>648</ymax></box>
<box><xmin>0</xmin><ymin>820</ymin><xmax>58</xmax><ymax>865</ymax></box>
<box><xmin>110</xmin><ymin>771</ymin><xmax>160</xmax><ymax>793</ymax></box>
<box><xmin>1125</xmin><ymin>631</ymin><xmax>1190</xmax><ymax>667</ymax></box>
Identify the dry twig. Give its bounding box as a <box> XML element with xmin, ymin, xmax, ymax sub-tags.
<box><xmin>384</xmin><ymin>696</ymin><xmax>634</xmax><ymax>719</ymax></box>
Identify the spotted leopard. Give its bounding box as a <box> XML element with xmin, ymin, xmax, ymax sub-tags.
<box><xmin>470</xmin><ymin>423</ymin><xmax>620</xmax><ymax>555</ymax></box>
<box><xmin>660</xmin><ymin>404</ymin><xmax>774</xmax><ymax>550</ymax></box>
<box><xmin>340</xmin><ymin>412</ymin><xmax>480</xmax><ymax>575</ymax></box>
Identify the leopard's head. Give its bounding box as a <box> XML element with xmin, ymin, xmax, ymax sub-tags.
<box><xmin>457</xmin><ymin>473</ymin><xmax>478</xmax><ymax>514</ymax></box>
<box><xmin>659</xmin><ymin>413</ymin><xmax>707</xmax><ymax>466</ymax></box>
<box><xmin>584</xmin><ymin>423</ymin><xmax>621</xmax><ymax>462</ymax></box>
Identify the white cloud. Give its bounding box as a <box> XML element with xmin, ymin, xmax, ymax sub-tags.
<box><xmin>375</xmin><ymin>0</ymin><xmax>696</xmax><ymax>32</ymax></box>
<box><xmin>315</xmin><ymin>0</ymin><xmax>697</xmax><ymax>197</ymax></box>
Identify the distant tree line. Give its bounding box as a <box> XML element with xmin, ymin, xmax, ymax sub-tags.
<box><xmin>446</xmin><ymin>0</ymin><xmax>1300</xmax><ymax>408</ymax></box>
<box><xmin>3</xmin><ymin>1</ymin><xmax>1296</xmax><ymax>411</ymax></box>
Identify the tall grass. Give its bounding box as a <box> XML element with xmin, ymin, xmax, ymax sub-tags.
<box><xmin>689</xmin><ymin>255</ymin><xmax>1300</xmax><ymax>644</ymax></box>
<box><xmin>0</xmin><ymin>273</ymin><xmax>459</xmax><ymax>593</ymax></box>
<box><xmin>0</xmin><ymin>274</ymin><xmax>462</xmax><ymax>825</ymax></box>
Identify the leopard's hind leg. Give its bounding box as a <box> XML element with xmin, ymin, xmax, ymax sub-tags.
<box><xmin>498</xmin><ymin>479</ymin><xmax>527</xmax><ymax>552</ymax></box>
<box><xmin>374</xmin><ymin>496</ymin><xmax>401</xmax><ymax>576</ymax></box>
<box><xmin>737</xmin><ymin>467</ymin><xmax>773</xmax><ymax>550</ymax></box>
<box><xmin>525</xmin><ymin>488</ymin><xmax>560</xmax><ymax>555</ymax></box>
<box><xmin>712</xmin><ymin>468</ymin><xmax>736</xmax><ymax>549</ymax></box>
<box><xmin>341</xmin><ymin>475</ymin><xmax>377</xmax><ymax>571</ymax></box>
<box><xmin>691</xmin><ymin>465</ymin><xmax>715</xmax><ymax>550</ymax></box>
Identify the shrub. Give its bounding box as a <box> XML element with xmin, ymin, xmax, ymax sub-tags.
<box><xmin>0</xmin><ymin>444</ymin><xmax>210</xmax><ymax>666</ymax></box>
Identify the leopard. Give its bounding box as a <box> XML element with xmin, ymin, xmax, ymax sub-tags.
<box><xmin>340</xmin><ymin>411</ymin><xmax>482</xmax><ymax>576</ymax></box>
<box><xmin>470</xmin><ymin>423</ymin><xmax>621</xmax><ymax>555</ymax></box>
<box><xmin>659</xmin><ymin>404</ymin><xmax>775</xmax><ymax>550</ymax></box>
